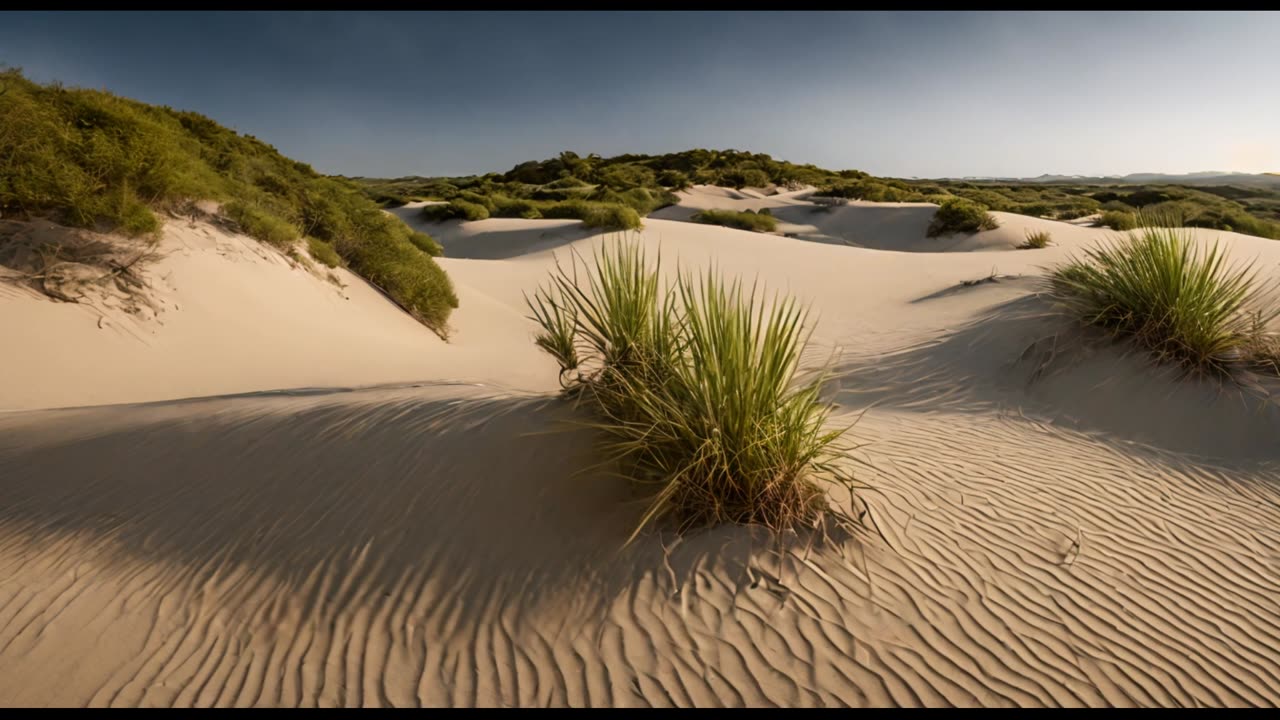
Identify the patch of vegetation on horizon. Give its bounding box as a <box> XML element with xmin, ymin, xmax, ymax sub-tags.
<box><xmin>349</xmin><ymin>154</ymin><xmax>1280</xmax><ymax>242</ymax></box>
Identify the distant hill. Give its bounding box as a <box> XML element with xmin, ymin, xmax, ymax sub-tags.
<box><xmin>943</xmin><ymin>172</ymin><xmax>1280</xmax><ymax>189</ymax></box>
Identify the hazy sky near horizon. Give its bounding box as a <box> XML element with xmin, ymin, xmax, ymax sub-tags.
<box><xmin>3</xmin><ymin>11</ymin><xmax>1277</xmax><ymax>178</ymax></box>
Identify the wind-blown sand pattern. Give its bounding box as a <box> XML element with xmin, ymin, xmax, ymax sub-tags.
<box><xmin>3</xmin><ymin>196</ymin><xmax>1280</xmax><ymax>706</ymax></box>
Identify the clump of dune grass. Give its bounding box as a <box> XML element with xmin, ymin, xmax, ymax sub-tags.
<box><xmin>691</xmin><ymin>209</ymin><xmax>778</xmax><ymax>233</ymax></box>
<box><xmin>1018</xmin><ymin>229</ymin><xmax>1051</xmax><ymax>249</ymax></box>
<box><xmin>525</xmin><ymin>238</ymin><xmax>859</xmax><ymax>543</ymax></box>
<box><xmin>1048</xmin><ymin>224</ymin><xmax>1279</xmax><ymax>377</ymax></box>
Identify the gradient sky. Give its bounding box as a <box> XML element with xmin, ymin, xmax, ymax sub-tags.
<box><xmin>3</xmin><ymin>11</ymin><xmax>1277</xmax><ymax>178</ymax></box>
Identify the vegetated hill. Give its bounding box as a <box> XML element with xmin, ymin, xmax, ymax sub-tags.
<box><xmin>0</xmin><ymin>68</ymin><xmax>458</xmax><ymax>335</ymax></box>
<box><xmin>351</xmin><ymin>151</ymin><xmax>1280</xmax><ymax>240</ymax></box>
<box><xmin>345</xmin><ymin>149</ymin><xmax>846</xmax><ymax>207</ymax></box>
<box><xmin>347</xmin><ymin>150</ymin><xmax>859</xmax><ymax>232</ymax></box>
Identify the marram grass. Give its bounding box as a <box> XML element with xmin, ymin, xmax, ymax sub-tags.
<box><xmin>1048</xmin><ymin>224</ymin><xmax>1279</xmax><ymax>377</ymax></box>
<box><xmin>526</xmin><ymin>238</ymin><xmax>859</xmax><ymax>543</ymax></box>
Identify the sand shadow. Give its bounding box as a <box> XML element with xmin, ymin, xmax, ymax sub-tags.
<box><xmin>827</xmin><ymin>294</ymin><xmax>1280</xmax><ymax>462</ymax></box>
<box><xmin>0</xmin><ymin>384</ymin><xmax>853</xmax><ymax>639</ymax></box>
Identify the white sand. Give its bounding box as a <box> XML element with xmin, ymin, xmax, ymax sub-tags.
<box><xmin>3</xmin><ymin>194</ymin><xmax>1280</xmax><ymax>706</ymax></box>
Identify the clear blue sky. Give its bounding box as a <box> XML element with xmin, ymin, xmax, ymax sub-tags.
<box><xmin>3</xmin><ymin>11</ymin><xmax>1277</xmax><ymax>178</ymax></box>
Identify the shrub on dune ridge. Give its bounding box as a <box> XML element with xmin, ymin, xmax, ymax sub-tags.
<box><xmin>1048</xmin><ymin>224</ymin><xmax>1280</xmax><ymax>377</ymax></box>
<box><xmin>420</xmin><ymin>199</ymin><xmax>490</xmax><ymax>222</ymax></box>
<box><xmin>927</xmin><ymin>198</ymin><xmax>999</xmax><ymax>237</ymax></box>
<box><xmin>691</xmin><ymin>209</ymin><xmax>778</xmax><ymax>233</ymax></box>
<box><xmin>525</xmin><ymin>239</ymin><xmax>861</xmax><ymax>543</ymax></box>
<box><xmin>540</xmin><ymin>200</ymin><xmax>642</xmax><ymax>230</ymax></box>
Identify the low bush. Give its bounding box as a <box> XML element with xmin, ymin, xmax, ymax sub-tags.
<box><xmin>420</xmin><ymin>199</ymin><xmax>490</xmax><ymax>222</ymax></box>
<box><xmin>540</xmin><ymin>199</ymin><xmax>642</xmax><ymax>230</ymax></box>
<box><xmin>691</xmin><ymin>209</ymin><xmax>778</xmax><ymax>233</ymax></box>
<box><xmin>927</xmin><ymin>198</ymin><xmax>999</xmax><ymax>237</ymax></box>
<box><xmin>1096</xmin><ymin>209</ymin><xmax>1138</xmax><ymax>231</ymax></box>
<box><xmin>492</xmin><ymin>196</ymin><xmax>544</xmax><ymax>219</ymax></box>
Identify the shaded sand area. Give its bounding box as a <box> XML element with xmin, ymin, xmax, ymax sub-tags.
<box><xmin>3</xmin><ymin>195</ymin><xmax>1280</xmax><ymax>706</ymax></box>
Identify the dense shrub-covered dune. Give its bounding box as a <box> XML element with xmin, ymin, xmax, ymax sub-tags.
<box><xmin>0</xmin><ymin>68</ymin><xmax>457</xmax><ymax>335</ymax></box>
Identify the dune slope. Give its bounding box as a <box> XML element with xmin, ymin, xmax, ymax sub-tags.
<box><xmin>3</xmin><ymin>199</ymin><xmax>1280</xmax><ymax>706</ymax></box>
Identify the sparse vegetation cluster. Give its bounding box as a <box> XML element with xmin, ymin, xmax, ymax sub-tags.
<box><xmin>526</xmin><ymin>240</ymin><xmax>858</xmax><ymax>541</ymax></box>
<box><xmin>926</xmin><ymin>198</ymin><xmax>1000</xmax><ymax>237</ymax></box>
<box><xmin>0</xmin><ymin>68</ymin><xmax>458</xmax><ymax>335</ymax></box>
<box><xmin>354</xmin><ymin>149</ymin><xmax>1280</xmax><ymax>242</ymax></box>
<box><xmin>1019</xmin><ymin>229</ymin><xmax>1052</xmax><ymax>249</ymax></box>
<box><xmin>691</xmin><ymin>209</ymin><xmax>778</xmax><ymax>233</ymax></box>
<box><xmin>1050</xmin><ymin>225</ymin><xmax>1279</xmax><ymax>377</ymax></box>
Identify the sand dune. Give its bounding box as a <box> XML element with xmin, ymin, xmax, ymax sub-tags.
<box><xmin>3</xmin><ymin>192</ymin><xmax>1280</xmax><ymax>706</ymax></box>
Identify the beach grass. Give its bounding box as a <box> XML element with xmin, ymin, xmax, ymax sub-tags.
<box><xmin>527</xmin><ymin>238</ymin><xmax>858</xmax><ymax>543</ymax></box>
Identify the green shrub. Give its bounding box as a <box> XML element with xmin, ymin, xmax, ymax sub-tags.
<box><xmin>540</xmin><ymin>200</ymin><xmax>641</xmax><ymax>230</ymax></box>
<box><xmin>1048</xmin><ymin>225</ymin><xmax>1277</xmax><ymax>376</ymax></box>
<box><xmin>658</xmin><ymin>169</ymin><xmax>692</xmax><ymax>190</ymax></box>
<box><xmin>492</xmin><ymin>196</ymin><xmax>544</xmax><ymax>219</ymax></box>
<box><xmin>306</xmin><ymin>236</ymin><xmax>342</xmax><ymax>267</ymax></box>
<box><xmin>1100</xmin><ymin>200</ymin><xmax>1136</xmax><ymax>213</ymax></box>
<box><xmin>691</xmin><ymin>209</ymin><xmax>779</xmax><ymax>233</ymax></box>
<box><xmin>728</xmin><ymin>167</ymin><xmax>770</xmax><ymax>189</ymax></box>
<box><xmin>544</xmin><ymin>175</ymin><xmax>590</xmax><ymax>189</ymax></box>
<box><xmin>455</xmin><ymin>190</ymin><xmax>495</xmax><ymax>211</ymax></box>
<box><xmin>0</xmin><ymin>69</ymin><xmax>458</xmax><ymax>337</ymax></box>
<box><xmin>1017</xmin><ymin>203</ymin><xmax>1053</xmax><ymax>218</ymax></box>
<box><xmin>1054</xmin><ymin>206</ymin><xmax>1094</xmax><ymax>220</ymax></box>
<box><xmin>526</xmin><ymin>239</ymin><xmax>858</xmax><ymax>541</ymax></box>
<box><xmin>224</xmin><ymin>200</ymin><xmax>299</xmax><ymax>247</ymax></box>
<box><xmin>588</xmin><ymin>186</ymin><xmax>677</xmax><ymax>216</ymax></box>
<box><xmin>927</xmin><ymin>198</ymin><xmax>999</xmax><ymax>237</ymax></box>
<box><xmin>1096</xmin><ymin>209</ymin><xmax>1138</xmax><ymax>231</ymax></box>
<box><xmin>407</xmin><ymin>230</ymin><xmax>444</xmax><ymax>257</ymax></box>
<box><xmin>1018</xmin><ymin>229</ymin><xmax>1051</xmax><ymax>249</ymax></box>
<box><xmin>531</xmin><ymin>186</ymin><xmax>592</xmax><ymax>202</ymax></box>
<box><xmin>420</xmin><ymin>199</ymin><xmax>490</xmax><ymax>222</ymax></box>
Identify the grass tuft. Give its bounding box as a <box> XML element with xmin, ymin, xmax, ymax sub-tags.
<box><xmin>526</xmin><ymin>238</ymin><xmax>859</xmax><ymax>543</ymax></box>
<box><xmin>1018</xmin><ymin>229</ymin><xmax>1052</xmax><ymax>249</ymax></box>
<box><xmin>1048</xmin><ymin>224</ymin><xmax>1279</xmax><ymax>376</ymax></box>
